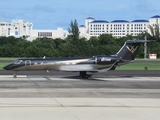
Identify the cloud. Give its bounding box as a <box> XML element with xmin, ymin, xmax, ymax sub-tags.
<box><xmin>33</xmin><ymin>5</ymin><xmax>55</xmax><ymax>13</ymax></box>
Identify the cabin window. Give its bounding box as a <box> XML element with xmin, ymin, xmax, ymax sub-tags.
<box><xmin>13</xmin><ymin>60</ymin><xmax>22</xmax><ymax>64</ymax></box>
<box><xmin>66</xmin><ymin>62</ymin><xmax>70</xmax><ymax>65</ymax></box>
<box><xmin>72</xmin><ymin>62</ymin><xmax>76</xmax><ymax>65</ymax></box>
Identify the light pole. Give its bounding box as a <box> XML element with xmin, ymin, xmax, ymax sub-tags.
<box><xmin>144</xmin><ymin>36</ymin><xmax>147</xmax><ymax>59</ymax></box>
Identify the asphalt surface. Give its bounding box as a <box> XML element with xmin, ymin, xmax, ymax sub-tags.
<box><xmin>0</xmin><ymin>70</ymin><xmax>160</xmax><ymax>98</ymax></box>
<box><xmin>0</xmin><ymin>70</ymin><xmax>160</xmax><ymax>119</ymax></box>
<box><xmin>0</xmin><ymin>70</ymin><xmax>160</xmax><ymax>76</ymax></box>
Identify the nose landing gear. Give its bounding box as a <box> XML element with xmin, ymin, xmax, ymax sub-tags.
<box><xmin>13</xmin><ymin>71</ymin><xmax>19</xmax><ymax>78</ymax></box>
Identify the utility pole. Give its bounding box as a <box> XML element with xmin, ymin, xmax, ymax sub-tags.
<box><xmin>144</xmin><ymin>36</ymin><xmax>147</xmax><ymax>59</ymax></box>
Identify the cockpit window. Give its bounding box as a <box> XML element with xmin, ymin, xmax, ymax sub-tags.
<box><xmin>12</xmin><ymin>60</ymin><xmax>23</xmax><ymax>64</ymax></box>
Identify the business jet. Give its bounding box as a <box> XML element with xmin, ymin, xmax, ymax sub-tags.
<box><xmin>3</xmin><ymin>40</ymin><xmax>150</xmax><ymax>79</ymax></box>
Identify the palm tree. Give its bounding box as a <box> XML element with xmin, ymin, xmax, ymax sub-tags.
<box><xmin>67</xmin><ymin>19</ymin><xmax>80</xmax><ymax>44</ymax></box>
<box><xmin>148</xmin><ymin>20</ymin><xmax>160</xmax><ymax>41</ymax></box>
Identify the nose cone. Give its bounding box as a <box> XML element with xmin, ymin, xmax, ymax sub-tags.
<box><xmin>3</xmin><ymin>64</ymin><xmax>11</xmax><ymax>70</ymax></box>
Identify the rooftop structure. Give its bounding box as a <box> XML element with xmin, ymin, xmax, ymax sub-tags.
<box><xmin>79</xmin><ymin>15</ymin><xmax>160</xmax><ymax>39</ymax></box>
<box><xmin>1</xmin><ymin>15</ymin><xmax>160</xmax><ymax>40</ymax></box>
<box><xmin>29</xmin><ymin>28</ymin><xmax>68</xmax><ymax>41</ymax></box>
<box><xmin>0</xmin><ymin>20</ymin><xmax>33</xmax><ymax>38</ymax></box>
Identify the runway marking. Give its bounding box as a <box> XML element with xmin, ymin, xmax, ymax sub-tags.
<box><xmin>0</xmin><ymin>88</ymin><xmax>160</xmax><ymax>93</ymax></box>
<box><xmin>0</xmin><ymin>98</ymin><xmax>160</xmax><ymax>108</ymax></box>
<box><xmin>0</xmin><ymin>75</ymin><xmax>160</xmax><ymax>81</ymax></box>
<box><xmin>43</xmin><ymin>76</ymin><xmax>52</xmax><ymax>81</ymax></box>
<box><xmin>0</xmin><ymin>75</ymin><xmax>27</xmax><ymax>78</ymax></box>
<box><xmin>94</xmin><ymin>77</ymin><xmax>160</xmax><ymax>81</ymax></box>
<box><xmin>0</xmin><ymin>105</ymin><xmax>160</xmax><ymax>108</ymax></box>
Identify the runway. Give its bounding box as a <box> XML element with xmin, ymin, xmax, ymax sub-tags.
<box><xmin>0</xmin><ymin>70</ymin><xmax>160</xmax><ymax>120</ymax></box>
<box><xmin>1</xmin><ymin>70</ymin><xmax>160</xmax><ymax>76</ymax></box>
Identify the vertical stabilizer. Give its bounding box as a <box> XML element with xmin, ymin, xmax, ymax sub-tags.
<box><xmin>116</xmin><ymin>40</ymin><xmax>147</xmax><ymax>60</ymax></box>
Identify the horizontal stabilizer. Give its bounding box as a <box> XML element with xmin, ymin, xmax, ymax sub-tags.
<box><xmin>126</xmin><ymin>40</ymin><xmax>155</xmax><ymax>43</ymax></box>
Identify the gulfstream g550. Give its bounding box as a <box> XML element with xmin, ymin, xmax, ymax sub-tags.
<box><xmin>3</xmin><ymin>40</ymin><xmax>150</xmax><ymax>78</ymax></box>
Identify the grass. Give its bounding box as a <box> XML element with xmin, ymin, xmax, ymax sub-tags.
<box><xmin>0</xmin><ymin>57</ymin><xmax>19</xmax><ymax>60</ymax></box>
<box><xmin>0</xmin><ymin>62</ymin><xmax>10</xmax><ymax>69</ymax></box>
<box><xmin>116</xmin><ymin>63</ymin><xmax>160</xmax><ymax>70</ymax></box>
<box><xmin>116</xmin><ymin>59</ymin><xmax>160</xmax><ymax>70</ymax></box>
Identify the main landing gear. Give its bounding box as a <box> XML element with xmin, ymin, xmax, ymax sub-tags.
<box><xmin>79</xmin><ymin>71</ymin><xmax>91</xmax><ymax>79</ymax></box>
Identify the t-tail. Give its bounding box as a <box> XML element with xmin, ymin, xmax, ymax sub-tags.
<box><xmin>116</xmin><ymin>40</ymin><xmax>150</xmax><ymax>60</ymax></box>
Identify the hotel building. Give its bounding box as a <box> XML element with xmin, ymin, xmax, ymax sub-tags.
<box><xmin>80</xmin><ymin>15</ymin><xmax>160</xmax><ymax>39</ymax></box>
<box><xmin>0</xmin><ymin>15</ymin><xmax>160</xmax><ymax>40</ymax></box>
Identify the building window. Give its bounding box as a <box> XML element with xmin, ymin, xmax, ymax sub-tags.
<box><xmin>15</xmin><ymin>31</ymin><xmax>18</xmax><ymax>35</ymax></box>
<box><xmin>38</xmin><ymin>32</ymin><xmax>52</xmax><ymax>37</ymax></box>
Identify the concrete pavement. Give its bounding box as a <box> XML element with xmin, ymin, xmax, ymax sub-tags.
<box><xmin>0</xmin><ymin>98</ymin><xmax>160</xmax><ymax>120</ymax></box>
<box><xmin>0</xmin><ymin>74</ymin><xmax>160</xmax><ymax>120</ymax></box>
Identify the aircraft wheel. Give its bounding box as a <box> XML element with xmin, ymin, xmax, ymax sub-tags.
<box><xmin>79</xmin><ymin>71</ymin><xmax>90</xmax><ymax>79</ymax></box>
<box><xmin>13</xmin><ymin>74</ymin><xmax>17</xmax><ymax>78</ymax></box>
<box><xmin>79</xmin><ymin>71</ymin><xmax>83</xmax><ymax>76</ymax></box>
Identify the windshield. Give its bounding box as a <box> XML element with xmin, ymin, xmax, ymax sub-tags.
<box><xmin>12</xmin><ymin>60</ymin><xmax>23</xmax><ymax>64</ymax></box>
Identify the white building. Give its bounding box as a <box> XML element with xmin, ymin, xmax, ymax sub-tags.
<box><xmin>79</xmin><ymin>25</ymin><xmax>88</xmax><ymax>38</ymax></box>
<box><xmin>149</xmin><ymin>15</ymin><xmax>160</xmax><ymax>24</ymax></box>
<box><xmin>29</xmin><ymin>28</ymin><xmax>68</xmax><ymax>41</ymax></box>
<box><xmin>0</xmin><ymin>20</ymin><xmax>33</xmax><ymax>38</ymax></box>
<box><xmin>1</xmin><ymin>15</ymin><xmax>160</xmax><ymax>40</ymax></box>
<box><xmin>79</xmin><ymin>15</ymin><xmax>160</xmax><ymax>39</ymax></box>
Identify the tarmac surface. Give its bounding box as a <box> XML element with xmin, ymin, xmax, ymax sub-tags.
<box><xmin>0</xmin><ymin>70</ymin><xmax>160</xmax><ymax>120</ymax></box>
<box><xmin>1</xmin><ymin>70</ymin><xmax>160</xmax><ymax>76</ymax></box>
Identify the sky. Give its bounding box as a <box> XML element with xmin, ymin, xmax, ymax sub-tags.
<box><xmin>0</xmin><ymin>0</ymin><xmax>160</xmax><ymax>30</ymax></box>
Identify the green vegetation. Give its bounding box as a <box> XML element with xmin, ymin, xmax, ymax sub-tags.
<box><xmin>0</xmin><ymin>19</ymin><xmax>159</xmax><ymax>59</ymax></box>
<box><xmin>0</xmin><ymin>62</ymin><xmax>10</xmax><ymax>70</ymax></box>
<box><xmin>148</xmin><ymin>21</ymin><xmax>160</xmax><ymax>41</ymax></box>
<box><xmin>67</xmin><ymin>19</ymin><xmax>80</xmax><ymax>45</ymax></box>
<box><xmin>0</xmin><ymin>57</ymin><xmax>19</xmax><ymax>60</ymax></box>
<box><xmin>116</xmin><ymin>63</ymin><xmax>160</xmax><ymax>70</ymax></box>
<box><xmin>0</xmin><ymin>34</ymin><xmax>159</xmax><ymax>58</ymax></box>
<box><xmin>116</xmin><ymin>59</ymin><xmax>160</xmax><ymax>70</ymax></box>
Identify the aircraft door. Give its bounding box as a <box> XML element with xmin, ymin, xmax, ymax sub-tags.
<box><xmin>25</xmin><ymin>60</ymin><xmax>31</xmax><ymax>70</ymax></box>
<box><xmin>94</xmin><ymin>56</ymin><xmax>97</xmax><ymax>64</ymax></box>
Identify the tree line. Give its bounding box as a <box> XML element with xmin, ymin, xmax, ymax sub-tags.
<box><xmin>0</xmin><ymin>20</ymin><xmax>159</xmax><ymax>58</ymax></box>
